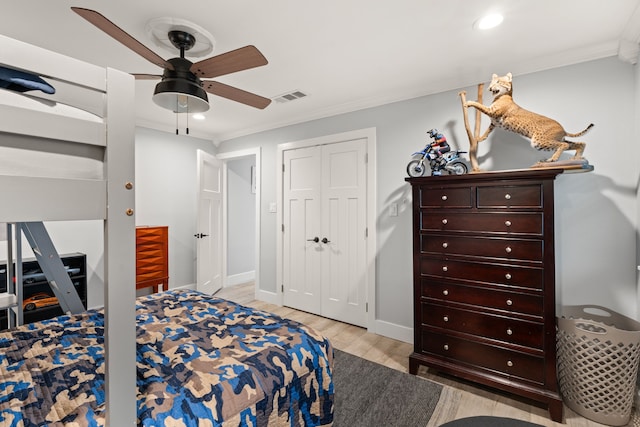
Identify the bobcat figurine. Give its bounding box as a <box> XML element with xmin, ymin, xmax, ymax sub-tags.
<box><xmin>465</xmin><ymin>73</ymin><xmax>593</xmax><ymax>163</ymax></box>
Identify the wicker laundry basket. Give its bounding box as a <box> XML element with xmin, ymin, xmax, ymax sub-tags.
<box><xmin>557</xmin><ymin>305</ymin><xmax>640</xmax><ymax>426</ymax></box>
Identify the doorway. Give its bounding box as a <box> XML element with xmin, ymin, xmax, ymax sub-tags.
<box><xmin>217</xmin><ymin>148</ymin><xmax>261</xmax><ymax>297</ymax></box>
<box><xmin>276</xmin><ymin>128</ymin><xmax>377</xmax><ymax>330</ymax></box>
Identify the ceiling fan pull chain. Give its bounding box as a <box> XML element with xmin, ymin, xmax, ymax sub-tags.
<box><xmin>186</xmin><ymin>106</ymin><xmax>190</xmax><ymax>135</ymax></box>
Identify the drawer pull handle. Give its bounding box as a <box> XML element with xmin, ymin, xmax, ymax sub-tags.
<box><xmin>507</xmin><ymin>360</ymin><xmax>514</xmax><ymax>367</ymax></box>
<box><xmin>443</xmin><ymin>290</ymin><xmax>449</xmax><ymax>296</ymax></box>
<box><xmin>507</xmin><ymin>328</ymin><xmax>513</xmax><ymax>335</ymax></box>
<box><xmin>442</xmin><ymin>266</ymin><xmax>448</xmax><ymax>272</ymax></box>
<box><xmin>505</xmin><ymin>273</ymin><xmax>512</xmax><ymax>280</ymax></box>
<box><xmin>442</xmin><ymin>218</ymin><xmax>448</xmax><ymax>225</ymax></box>
<box><xmin>442</xmin><ymin>242</ymin><xmax>448</xmax><ymax>248</ymax></box>
<box><xmin>505</xmin><ymin>246</ymin><xmax>512</xmax><ymax>253</ymax></box>
<box><xmin>505</xmin><ymin>194</ymin><xmax>512</xmax><ymax>200</ymax></box>
<box><xmin>443</xmin><ymin>344</ymin><xmax>449</xmax><ymax>351</ymax></box>
<box><xmin>506</xmin><ymin>299</ymin><xmax>513</xmax><ymax>306</ymax></box>
<box><xmin>443</xmin><ymin>316</ymin><xmax>449</xmax><ymax>322</ymax></box>
<box><xmin>441</xmin><ymin>195</ymin><xmax>448</xmax><ymax>201</ymax></box>
<box><xmin>505</xmin><ymin>220</ymin><xmax>512</xmax><ymax>227</ymax></box>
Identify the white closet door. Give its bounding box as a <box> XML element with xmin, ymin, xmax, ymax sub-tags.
<box><xmin>320</xmin><ymin>138</ymin><xmax>367</xmax><ymax>326</ymax></box>
<box><xmin>282</xmin><ymin>139</ymin><xmax>368</xmax><ymax>327</ymax></box>
<box><xmin>283</xmin><ymin>146</ymin><xmax>322</xmax><ymax>314</ymax></box>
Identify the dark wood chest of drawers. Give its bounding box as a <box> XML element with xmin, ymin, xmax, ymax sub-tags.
<box><xmin>406</xmin><ymin>169</ymin><xmax>563</xmax><ymax>422</ymax></box>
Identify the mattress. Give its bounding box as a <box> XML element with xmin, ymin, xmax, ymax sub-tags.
<box><xmin>0</xmin><ymin>289</ymin><xmax>334</xmax><ymax>426</ymax></box>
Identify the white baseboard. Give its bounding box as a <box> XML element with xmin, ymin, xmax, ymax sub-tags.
<box><xmin>257</xmin><ymin>288</ymin><xmax>279</xmax><ymax>305</ymax></box>
<box><xmin>374</xmin><ymin>319</ymin><xmax>413</xmax><ymax>344</ymax></box>
<box><xmin>226</xmin><ymin>271</ymin><xmax>256</xmax><ymax>287</ymax></box>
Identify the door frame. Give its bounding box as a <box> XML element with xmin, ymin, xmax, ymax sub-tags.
<box><xmin>216</xmin><ymin>147</ymin><xmax>262</xmax><ymax>298</ymax></box>
<box><xmin>276</xmin><ymin>128</ymin><xmax>377</xmax><ymax>332</ymax></box>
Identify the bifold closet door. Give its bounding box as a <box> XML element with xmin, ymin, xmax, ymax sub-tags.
<box><xmin>283</xmin><ymin>138</ymin><xmax>367</xmax><ymax>327</ymax></box>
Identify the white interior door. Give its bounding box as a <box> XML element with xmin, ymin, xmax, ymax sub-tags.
<box><xmin>282</xmin><ymin>139</ymin><xmax>368</xmax><ymax>327</ymax></box>
<box><xmin>283</xmin><ymin>146</ymin><xmax>322</xmax><ymax>314</ymax></box>
<box><xmin>320</xmin><ymin>139</ymin><xmax>367</xmax><ymax>326</ymax></box>
<box><xmin>196</xmin><ymin>150</ymin><xmax>222</xmax><ymax>294</ymax></box>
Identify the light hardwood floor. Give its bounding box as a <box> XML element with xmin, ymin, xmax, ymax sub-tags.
<box><xmin>215</xmin><ymin>283</ymin><xmax>638</xmax><ymax>427</ymax></box>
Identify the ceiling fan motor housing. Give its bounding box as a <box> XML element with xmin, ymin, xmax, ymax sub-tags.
<box><xmin>153</xmin><ymin>57</ymin><xmax>209</xmax><ymax>113</ymax></box>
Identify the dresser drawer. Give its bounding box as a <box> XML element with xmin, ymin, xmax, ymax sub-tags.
<box><xmin>420</xmin><ymin>331</ymin><xmax>545</xmax><ymax>384</ymax></box>
<box><xmin>420</xmin><ymin>257</ymin><xmax>543</xmax><ymax>290</ymax></box>
<box><xmin>421</xmin><ymin>302</ymin><xmax>544</xmax><ymax>349</ymax></box>
<box><xmin>420</xmin><ymin>186</ymin><xmax>472</xmax><ymax>208</ymax></box>
<box><xmin>421</xmin><ymin>234</ymin><xmax>543</xmax><ymax>262</ymax></box>
<box><xmin>421</xmin><ymin>212</ymin><xmax>543</xmax><ymax>235</ymax></box>
<box><xmin>421</xmin><ymin>280</ymin><xmax>543</xmax><ymax>317</ymax></box>
<box><xmin>476</xmin><ymin>184</ymin><xmax>542</xmax><ymax>208</ymax></box>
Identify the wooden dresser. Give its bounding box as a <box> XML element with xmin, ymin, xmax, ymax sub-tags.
<box><xmin>406</xmin><ymin>169</ymin><xmax>563</xmax><ymax>422</ymax></box>
<box><xmin>136</xmin><ymin>226</ymin><xmax>168</xmax><ymax>293</ymax></box>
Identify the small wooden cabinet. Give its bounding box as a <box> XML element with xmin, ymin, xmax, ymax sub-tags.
<box><xmin>136</xmin><ymin>226</ymin><xmax>168</xmax><ymax>293</ymax></box>
<box><xmin>406</xmin><ymin>169</ymin><xmax>563</xmax><ymax>422</ymax></box>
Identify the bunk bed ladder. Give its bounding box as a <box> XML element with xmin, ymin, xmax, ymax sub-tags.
<box><xmin>18</xmin><ymin>221</ymin><xmax>85</xmax><ymax>314</ymax></box>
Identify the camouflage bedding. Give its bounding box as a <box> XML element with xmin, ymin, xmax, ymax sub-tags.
<box><xmin>0</xmin><ymin>289</ymin><xmax>334</xmax><ymax>426</ymax></box>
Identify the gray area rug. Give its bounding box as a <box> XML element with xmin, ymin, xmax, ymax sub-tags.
<box><xmin>332</xmin><ymin>349</ymin><xmax>442</xmax><ymax>427</ymax></box>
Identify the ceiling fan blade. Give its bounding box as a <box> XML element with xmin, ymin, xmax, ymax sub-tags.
<box><xmin>192</xmin><ymin>46</ymin><xmax>268</xmax><ymax>78</ymax></box>
<box><xmin>71</xmin><ymin>7</ymin><xmax>172</xmax><ymax>70</ymax></box>
<box><xmin>133</xmin><ymin>74</ymin><xmax>162</xmax><ymax>80</ymax></box>
<box><xmin>203</xmin><ymin>81</ymin><xmax>271</xmax><ymax>109</ymax></box>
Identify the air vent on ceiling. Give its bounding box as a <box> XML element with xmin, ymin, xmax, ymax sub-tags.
<box><xmin>273</xmin><ymin>90</ymin><xmax>308</xmax><ymax>103</ymax></box>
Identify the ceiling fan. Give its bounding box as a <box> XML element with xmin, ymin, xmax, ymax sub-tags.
<box><xmin>71</xmin><ymin>7</ymin><xmax>271</xmax><ymax>113</ymax></box>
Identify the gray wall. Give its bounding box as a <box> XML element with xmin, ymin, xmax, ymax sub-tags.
<box><xmin>134</xmin><ymin>127</ymin><xmax>217</xmax><ymax>292</ymax></box>
<box><xmin>227</xmin><ymin>157</ymin><xmax>256</xmax><ymax>276</ymax></box>
<box><xmin>218</xmin><ymin>56</ymin><xmax>639</xmax><ymax>330</ymax></box>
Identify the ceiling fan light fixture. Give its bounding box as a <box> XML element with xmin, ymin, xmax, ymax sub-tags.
<box><xmin>153</xmin><ymin>78</ymin><xmax>210</xmax><ymax>113</ymax></box>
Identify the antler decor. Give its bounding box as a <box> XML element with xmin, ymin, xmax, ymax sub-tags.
<box><xmin>458</xmin><ymin>84</ymin><xmax>488</xmax><ymax>173</ymax></box>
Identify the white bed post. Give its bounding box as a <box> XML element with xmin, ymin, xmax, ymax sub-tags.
<box><xmin>104</xmin><ymin>67</ymin><xmax>137</xmax><ymax>426</ymax></box>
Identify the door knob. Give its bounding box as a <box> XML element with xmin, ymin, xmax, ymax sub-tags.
<box><xmin>307</xmin><ymin>237</ymin><xmax>320</xmax><ymax>243</ymax></box>
<box><xmin>194</xmin><ymin>233</ymin><xmax>210</xmax><ymax>238</ymax></box>
<box><xmin>321</xmin><ymin>237</ymin><xmax>331</xmax><ymax>244</ymax></box>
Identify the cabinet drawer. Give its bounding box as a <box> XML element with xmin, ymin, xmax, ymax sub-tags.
<box><xmin>421</xmin><ymin>234</ymin><xmax>543</xmax><ymax>262</ymax></box>
<box><xmin>420</xmin><ymin>331</ymin><xmax>545</xmax><ymax>384</ymax></box>
<box><xmin>476</xmin><ymin>184</ymin><xmax>542</xmax><ymax>208</ymax></box>
<box><xmin>421</xmin><ymin>302</ymin><xmax>544</xmax><ymax>349</ymax></box>
<box><xmin>421</xmin><ymin>212</ymin><xmax>543</xmax><ymax>235</ymax></box>
<box><xmin>421</xmin><ymin>280</ymin><xmax>543</xmax><ymax>317</ymax></box>
<box><xmin>420</xmin><ymin>257</ymin><xmax>543</xmax><ymax>290</ymax></box>
<box><xmin>420</xmin><ymin>186</ymin><xmax>472</xmax><ymax>208</ymax></box>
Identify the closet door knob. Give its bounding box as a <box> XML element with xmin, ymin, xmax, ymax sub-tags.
<box><xmin>321</xmin><ymin>237</ymin><xmax>331</xmax><ymax>244</ymax></box>
<box><xmin>307</xmin><ymin>237</ymin><xmax>320</xmax><ymax>243</ymax></box>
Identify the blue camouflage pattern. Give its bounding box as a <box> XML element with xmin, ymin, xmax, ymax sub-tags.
<box><xmin>0</xmin><ymin>289</ymin><xmax>334</xmax><ymax>426</ymax></box>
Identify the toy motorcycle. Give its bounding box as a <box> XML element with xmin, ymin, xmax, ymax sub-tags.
<box><xmin>406</xmin><ymin>144</ymin><xmax>469</xmax><ymax>177</ymax></box>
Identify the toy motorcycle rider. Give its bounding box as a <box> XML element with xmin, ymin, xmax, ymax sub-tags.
<box><xmin>427</xmin><ymin>129</ymin><xmax>450</xmax><ymax>165</ymax></box>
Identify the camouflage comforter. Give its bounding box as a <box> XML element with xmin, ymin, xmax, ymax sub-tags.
<box><xmin>0</xmin><ymin>289</ymin><xmax>334</xmax><ymax>426</ymax></box>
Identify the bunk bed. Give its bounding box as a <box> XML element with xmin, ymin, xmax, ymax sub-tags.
<box><xmin>0</xmin><ymin>34</ymin><xmax>334</xmax><ymax>427</ymax></box>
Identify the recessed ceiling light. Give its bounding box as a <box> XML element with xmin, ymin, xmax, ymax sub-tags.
<box><xmin>192</xmin><ymin>113</ymin><xmax>206</xmax><ymax>120</ymax></box>
<box><xmin>475</xmin><ymin>13</ymin><xmax>504</xmax><ymax>30</ymax></box>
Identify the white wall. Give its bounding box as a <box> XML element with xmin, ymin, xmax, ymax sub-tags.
<box><xmin>218</xmin><ymin>56</ymin><xmax>640</xmax><ymax>337</ymax></box>
<box><xmin>227</xmin><ymin>157</ymin><xmax>256</xmax><ymax>278</ymax></box>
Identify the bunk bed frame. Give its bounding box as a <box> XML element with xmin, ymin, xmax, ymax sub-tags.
<box><xmin>0</xmin><ymin>33</ymin><xmax>137</xmax><ymax>425</ymax></box>
<box><xmin>0</xmin><ymin>34</ymin><xmax>334</xmax><ymax>427</ymax></box>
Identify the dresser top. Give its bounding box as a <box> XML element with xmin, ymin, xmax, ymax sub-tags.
<box><xmin>405</xmin><ymin>168</ymin><xmax>564</xmax><ymax>185</ymax></box>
